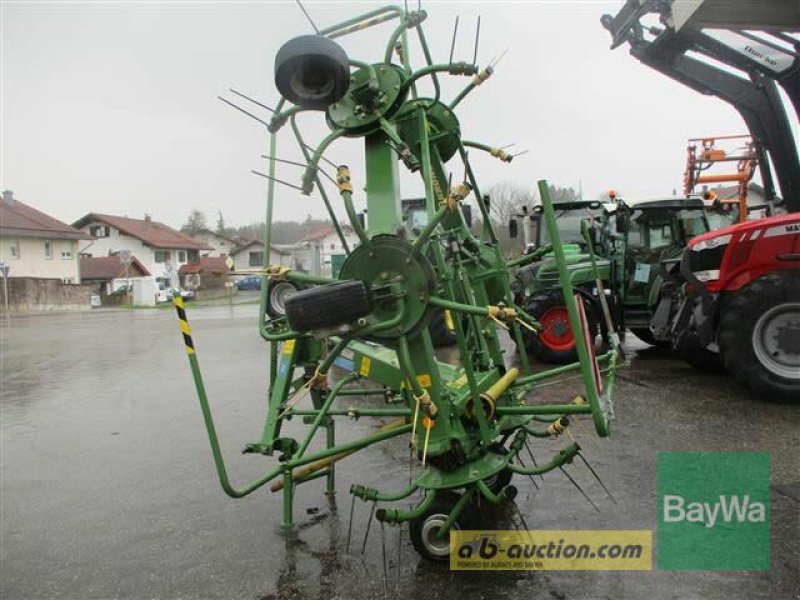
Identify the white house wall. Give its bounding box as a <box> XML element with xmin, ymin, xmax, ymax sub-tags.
<box><xmin>0</xmin><ymin>236</ymin><xmax>81</xmax><ymax>282</ymax></box>
<box><xmin>230</xmin><ymin>247</ymin><xmax>286</xmax><ymax>272</ymax></box>
<box><xmin>192</xmin><ymin>231</ymin><xmax>232</xmax><ymax>257</ymax></box>
<box><xmin>77</xmin><ymin>222</ymin><xmax>196</xmax><ymax>280</ymax></box>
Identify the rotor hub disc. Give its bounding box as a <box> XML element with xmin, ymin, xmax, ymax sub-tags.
<box><xmin>539</xmin><ymin>306</ymin><xmax>574</xmax><ymax>351</ymax></box>
<box><xmin>752</xmin><ymin>302</ymin><xmax>800</xmax><ymax>380</ymax></box>
<box><xmin>338</xmin><ymin>235</ymin><xmax>435</xmax><ymax>339</ymax></box>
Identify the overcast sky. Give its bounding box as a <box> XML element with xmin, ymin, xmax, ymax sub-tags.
<box><xmin>1</xmin><ymin>0</ymin><xmax>777</xmax><ymax>230</ymax></box>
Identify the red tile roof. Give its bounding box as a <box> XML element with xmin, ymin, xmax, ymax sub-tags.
<box><xmin>72</xmin><ymin>213</ymin><xmax>212</xmax><ymax>251</ymax></box>
<box><xmin>179</xmin><ymin>255</ymin><xmax>230</xmax><ymax>276</ymax></box>
<box><xmin>0</xmin><ymin>197</ymin><xmax>93</xmax><ymax>240</ymax></box>
<box><xmin>301</xmin><ymin>225</ymin><xmax>336</xmax><ymax>242</ymax></box>
<box><xmin>299</xmin><ymin>224</ymin><xmax>353</xmax><ymax>243</ymax></box>
<box><xmin>80</xmin><ymin>255</ymin><xmax>150</xmax><ymax>280</ymax></box>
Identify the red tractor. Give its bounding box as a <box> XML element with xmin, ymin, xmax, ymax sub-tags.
<box><xmin>604</xmin><ymin>0</ymin><xmax>800</xmax><ymax>399</ymax></box>
<box><xmin>672</xmin><ymin>213</ymin><xmax>800</xmax><ymax>399</ymax></box>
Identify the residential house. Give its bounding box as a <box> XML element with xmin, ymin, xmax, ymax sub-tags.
<box><xmin>79</xmin><ymin>255</ymin><xmax>150</xmax><ymax>295</ymax></box>
<box><xmin>0</xmin><ymin>190</ymin><xmax>92</xmax><ymax>283</ymax></box>
<box><xmin>289</xmin><ymin>225</ymin><xmax>359</xmax><ymax>276</ymax></box>
<box><xmin>229</xmin><ymin>239</ymin><xmax>289</xmax><ymax>272</ymax></box>
<box><xmin>706</xmin><ymin>182</ymin><xmax>770</xmax><ymax>227</ymax></box>
<box><xmin>72</xmin><ymin>213</ymin><xmax>212</xmax><ymax>286</ymax></box>
<box><xmin>188</xmin><ymin>228</ymin><xmax>237</xmax><ymax>258</ymax></box>
<box><xmin>179</xmin><ymin>255</ymin><xmax>231</xmax><ymax>289</ymax></box>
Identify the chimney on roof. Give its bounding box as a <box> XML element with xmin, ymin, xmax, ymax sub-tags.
<box><xmin>2</xmin><ymin>190</ymin><xmax>14</xmax><ymax>207</ymax></box>
<box><xmin>144</xmin><ymin>214</ymin><xmax>152</xmax><ymax>223</ymax></box>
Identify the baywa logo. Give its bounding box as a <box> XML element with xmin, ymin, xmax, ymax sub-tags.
<box><xmin>657</xmin><ymin>452</ymin><xmax>770</xmax><ymax>570</ymax></box>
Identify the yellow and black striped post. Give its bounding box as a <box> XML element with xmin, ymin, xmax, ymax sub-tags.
<box><xmin>173</xmin><ymin>295</ymin><xmax>195</xmax><ymax>355</ymax></box>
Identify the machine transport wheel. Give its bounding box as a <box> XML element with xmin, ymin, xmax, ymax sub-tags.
<box><xmin>265</xmin><ymin>279</ymin><xmax>305</xmax><ymax>320</ymax></box>
<box><xmin>429</xmin><ymin>309</ymin><xmax>457</xmax><ymax>347</ymax></box>
<box><xmin>274</xmin><ymin>35</ymin><xmax>350</xmax><ymax>110</ymax></box>
<box><xmin>409</xmin><ymin>491</ymin><xmax>478</xmax><ymax>562</ymax></box>
<box><xmin>675</xmin><ymin>332</ymin><xmax>724</xmax><ymax>373</ymax></box>
<box><xmin>284</xmin><ymin>280</ymin><xmax>372</xmax><ymax>333</ymax></box>
<box><xmin>630</xmin><ymin>327</ymin><xmax>671</xmax><ymax>349</ymax></box>
<box><xmin>719</xmin><ymin>272</ymin><xmax>800</xmax><ymax>401</ymax></box>
<box><xmin>523</xmin><ymin>291</ymin><xmax>598</xmax><ymax>364</ymax></box>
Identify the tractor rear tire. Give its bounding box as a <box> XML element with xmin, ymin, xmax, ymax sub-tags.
<box><xmin>265</xmin><ymin>279</ymin><xmax>305</xmax><ymax>320</ymax></box>
<box><xmin>718</xmin><ymin>272</ymin><xmax>800</xmax><ymax>401</ymax></box>
<box><xmin>409</xmin><ymin>491</ymin><xmax>477</xmax><ymax>562</ymax></box>
<box><xmin>522</xmin><ymin>291</ymin><xmax>598</xmax><ymax>364</ymax></box>
<box><xmin>630</xmin><ymin>328</ymin><xmax>671</xmax><ymax>349</ymax></box>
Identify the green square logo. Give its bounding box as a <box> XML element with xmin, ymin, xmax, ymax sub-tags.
<box><xmin>657</xmin><ymin>452</ymin><xmax>770</xmax><ymax>570</ymax></box>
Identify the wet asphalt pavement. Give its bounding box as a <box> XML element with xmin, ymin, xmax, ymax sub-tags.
<box><xmin>1</xmin><ymin>305</ymin><xmax>798</xmax><ymax>599</ymax></box>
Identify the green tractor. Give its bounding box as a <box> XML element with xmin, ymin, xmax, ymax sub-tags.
<box><xmin>511</xmin><ymin>195</ymin><xmax>713</xmax><ymax>362</ymax></box>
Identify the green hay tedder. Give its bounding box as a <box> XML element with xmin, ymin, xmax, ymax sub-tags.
<box><xmin>174</xmin><ymin>4</ymin><xmax>621</xmax><ymax>562</ymax></box>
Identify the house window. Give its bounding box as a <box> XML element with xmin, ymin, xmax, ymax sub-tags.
<box><xmin>330</xmin><ymin>243</ymin><xmax>335</xmax><ymax>250</ymax></box>
<box><xmin>9</xmin><ymin>239</ymin><xmax>20</xmax><ymax>259</ymax></box>
<box><xmin>61</xmin><ymin>242</ymin><xmax>73</xmax><ymax>259</ymax></box>
<box><xmin>187</xmin><ymin>250</ymin><xmax>199</xmax><ymax>262</ymax></box>
<box><xmin>155</xmin><ymin>250</ymin><xmax>171</xmax><ymax>263</ymax></box>
<box><xmin>44</xmin><ymin>240</ymin><xmax>52</xmax><ymax>259</ymax></box>
<box><xmin>89</xmin><ymin>225</ymin><xmax>110</xmax><ymax>238</ymax></box>
<box><xmin>178</xmin><ymin>250</ymin><xmax>186</xmax><ymax>263</ymax></box>
<box><xmin>249</xmin><ymin>251</ymin><xmax>264</xmax><ymax>267</ymax></box>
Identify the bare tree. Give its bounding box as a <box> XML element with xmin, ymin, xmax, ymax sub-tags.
<box><xmin>181</xmin><ymin>209</ymin><xmax>207</xmax><ymax>235</ymax></box>
<box><xmin>487</xmin><ymin>181</ymin><xmax>536</xmax><ymax>225</ymax></box>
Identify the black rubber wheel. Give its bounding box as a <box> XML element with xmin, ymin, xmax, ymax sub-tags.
<box><xmin>718</xmin><ymin>272</ymin><xmax>800</xmax><ymax>401</ymax></box>
<box><xmin>429</xmin><ymin>309</ymin><xmax>457</xmax><ymax>347</ymax></box>
<box><xmin>265</xmin><ymin>280</ymin><xmax>304</xmax><ymax>320</ymax></box>
<box><xmin>274</xmin><ymin>35</ymin><xmax>350</xmax><ymax>110</ymax></box>
<box><xmin>284</xmin><ymin>280</ymin><xmax>372</xmax><ymax>332</ymax></box>
<box><xmin>630</xmin><ymin>327</ymin><xmax>671</xmax><ymax>349</ymax></box>
<box><xmin>522</xmin><ymin>291</ymin><xmax>598</xmax><ymax>364</ymax></box>
<box><xmin>675</xmin><ymin>332</ymin><xmax>724</xmax><ymax>373</ymax></box>
<box><xmin>409</xmin><ymin>491</ymin><xmax>477</xmax><ymax>562</ymax></box>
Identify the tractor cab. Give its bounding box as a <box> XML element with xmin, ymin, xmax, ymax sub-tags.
<box><xmin>613</xmin><ymin>197</ymin><xmax>711</xmax><ymax>336</ymax></box>
<box><xmin>528</xmin><ymin>199</ymin><xmax>610</xmax><ymax>252</ymax></box>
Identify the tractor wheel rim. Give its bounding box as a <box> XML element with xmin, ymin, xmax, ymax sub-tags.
<box><xmin>751</xmin><ymin>302</ymin><xmax>800</xmax><ymax>380</ymax></box>
<box><xmin>421</xmin><ymin>513</ymin><xmax>458</xmax><ymax>558</ymax></box>
<box><xmin>270</xmin><ymin>282</ymin><xmax>298</xmax><ymax>316</ymax></box>
<box><xmin>539</xmin><ymin>306</ymin><xmax>574</xmax><ymax>351</ymax></box>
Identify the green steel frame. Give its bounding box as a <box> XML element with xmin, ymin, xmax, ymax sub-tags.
<box><xmin>174</xmin><ymin>3</ymin><xmax>620</xmax><ymax>541</ymax></box>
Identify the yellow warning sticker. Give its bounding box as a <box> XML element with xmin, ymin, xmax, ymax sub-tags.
<box><xmin>359</xmin><ymin>356</ymin><xmax>371</xmax><ymax>377</ymax></box>
<box><xmin>401</xmin><ymin>374</ymin><xmax>432</xmax><ymax>389</ymax></box>
<box><xmin>283</xmin><ymin>339</ymin><xmax>296</xmax><ymax>355</ymax></box>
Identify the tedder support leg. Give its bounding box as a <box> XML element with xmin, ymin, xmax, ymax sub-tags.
<box><xmin>326</xmin><ymin>419</ymin><xmax>336</xmax><ymax>495</ymax></box>
<box><xmin>283</xmin><ymin>470</ymin><xmax>294</xmax><ymax>527</ymax></box>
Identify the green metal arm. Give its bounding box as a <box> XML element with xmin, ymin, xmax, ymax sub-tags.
<box><xmin>376</xmin><ymin>488</ymin><xmax>436</xmax><ymax>524</ymax></box>
<box><xmin>402</xmin><ymin>63</ymin><xmax>477</xmax><ymax>95</ymax></box>
<box><xmin>295</xmin><ymin>373</ymin><xmax>359</xmax><ymax>457</ymax></box>
<box><xmin>538</xmin><ymin>180</ymin><xmax>612</xmax><ymax>437</ymax></box>
<box><xmin>506</xmin><ymin>442</ymin><xmax>580</xmax><ymax>476</ymax></box>
<box><xmin>321</xmin><ymin>6</ymin><xmax>405</xmax><ymax>39</ymax></box>
<box><xmin>351</xmin><ymin>482</ymin><xmax>419</xmax><ymax>502</ymax></box>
